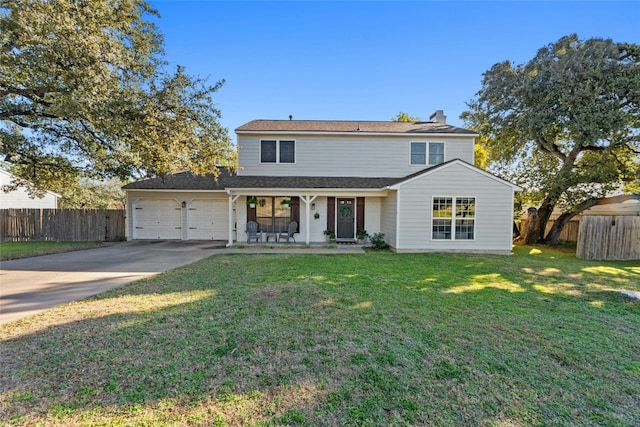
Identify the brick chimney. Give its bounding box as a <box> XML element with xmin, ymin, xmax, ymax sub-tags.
<box><xmin>429</xmin><ymin>110</ymin><xmax>446</xmax><ymax>124</ymax></box>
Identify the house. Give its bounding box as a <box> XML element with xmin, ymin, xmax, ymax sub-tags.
<box><xmin>0</xmin><ymin>169</ymin><xmax>59</xmax><ymax>209</ymax></box>
<box><xmin>123</xmin><ymin>110</ymin><xmax>522</xmax><ymax>254</ymax></box>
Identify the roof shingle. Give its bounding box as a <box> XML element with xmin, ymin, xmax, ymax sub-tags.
<box><xmin>235</xmin><ymin>120</ymin><xmax>476</xmax><ymax>135</ymax></box>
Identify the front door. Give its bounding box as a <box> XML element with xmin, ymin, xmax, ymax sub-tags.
<box><xmin>336</xmin><ymin>198</ymin><xmax>355</xmax><ymax>240</ymax></box>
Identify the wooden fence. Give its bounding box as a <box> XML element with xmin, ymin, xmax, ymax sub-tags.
<box><xmin>0</xmin><ymin>209</ymin><xmax>126</xmax><ymax>242</ymax></box>
<box><xmin>519</xmin><ymin>218</ymin><xmax>581</xmax><ymax>242</ymax></box>
<box><xmin>576</xmin><ymin>215</ymin><xmax>640</xmax><ymax>260</ymax></box>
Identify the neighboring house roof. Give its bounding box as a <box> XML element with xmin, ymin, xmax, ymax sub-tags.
<box><xmin>122</xmin><ymin>160</ymin><xmax>520</xmax><ymax>192</ymax></box>
<box><xmin>235</xmin><ymin>120</ymin><xmax>477</xmax><ymax>135</ymax></box>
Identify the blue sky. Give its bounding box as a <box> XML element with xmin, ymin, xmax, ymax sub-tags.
<box><xmin>149</xmin><ymin>1</ymin><xmax>640</xmax><ymax>134</ymax></box>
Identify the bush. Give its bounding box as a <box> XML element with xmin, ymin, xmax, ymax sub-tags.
<box><xmin>369</xmin><ymin>232</ymin><xmax>388</xmax><ymax>250</ymax></box>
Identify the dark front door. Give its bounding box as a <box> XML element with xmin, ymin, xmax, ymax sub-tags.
<box><xmin>336</xmin><ymin>198</ymin><xmax>355</xmax><ymax>240</ymax></box>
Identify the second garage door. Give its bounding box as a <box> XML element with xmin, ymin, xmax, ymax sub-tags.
<box><xmin>187</xmin><ymin>199</ymin><xmax>227</xmax><ymax>240</ymax></box>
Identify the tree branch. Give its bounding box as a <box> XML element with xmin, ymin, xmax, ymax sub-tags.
<box><xmin>536</xmin><ymin>137</ymin><xmax>567</xmax><ymax>161</ymax></box>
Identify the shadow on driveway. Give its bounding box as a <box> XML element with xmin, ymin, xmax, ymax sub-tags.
<box><xmin>0</xmin><ymin>240</ymin><xmax>226</xmax><ymax>324</ymax></box>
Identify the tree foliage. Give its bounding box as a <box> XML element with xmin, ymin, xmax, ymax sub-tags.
<box><xmin>391</xmin><ymin>112</ymin><xmax>421</xmax><ymax>122</ymax></box>
<box><xmin>463</xmin><ymin>34</ymin><xmax>640</xmax><ymax>244</ymax></box>
<box><xmin>0</xmin><ymin>0</ymin><xmax>236</xmax><ymax>193</ymax></box>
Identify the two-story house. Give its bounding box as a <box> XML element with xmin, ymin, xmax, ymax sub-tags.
<box><xmin>123</xmin><ymin>111</ymin><xmax>521</xmax><ymax>254</ymax></box>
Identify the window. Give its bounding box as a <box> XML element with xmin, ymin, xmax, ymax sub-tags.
<box><xmin>432</xmin><ymin>197</ymin><xmax>475</xmax><ymax>240</ymax></box>
<box><xmin>256</xmin><ymin>197</ymin><xmax>291</xmax><ymax>232</ymax></box>
<box><xmin>429</xmin><ymin>142</ymin><xmax>444</xmax><ymax>165</ymax></box>
<box><xmin>411</xmin><ymin>142</ymin><xmax>444</xmax><ymax>165</ymax></box>
<box><xmin>260</xmin><ymin>140</ymin><xmax>277</xmax><ymax>163</ymax></box>
<box><xmin>411</xmin><ymin>142</ymin><xmax>426</xmax><ymax>165</ymax></box>
<box><xmin>261</xmin><ymin>140</ymin><xmax>295</xmax><ymax>163</ymax></box>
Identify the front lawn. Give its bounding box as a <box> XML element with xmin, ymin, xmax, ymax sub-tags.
<box><xmin>0</xmin><ymin>241</ymin><xmax>106</xmax><ymax>260</ymax></box>
<box><xmin>1</xmin><ymin>246</ymin><xmax>638</xmax><ymax>426</ymax></box>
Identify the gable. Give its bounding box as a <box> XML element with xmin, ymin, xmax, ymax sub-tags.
<box><xmin>389</xmin><ymin>159</ymin><xmax>522</xmax><ymax>192</ymax></box>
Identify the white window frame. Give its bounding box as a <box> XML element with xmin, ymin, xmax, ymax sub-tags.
<box><xmin>428</xmin><ymin>142</ymin><xmax>445</xmax><ymax>165</ymax></box>
<box><xmin>431</xmin><ymin>196</ymin><xmax>476</xmax><ymax>241</ymax></box>
<box><xmin>260</xmin><ymin>139</ymin><xmax>296</xmax><ymax>164</ymax></box>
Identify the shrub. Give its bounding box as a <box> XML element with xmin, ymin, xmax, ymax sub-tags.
<box><xmin>369</xmin><ymin>232</ymin><xmax>388</xmax><ymax>250</ymax></box>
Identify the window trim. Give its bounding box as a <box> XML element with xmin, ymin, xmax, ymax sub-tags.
<box><xmin>260</xmin><ymin>139</ymin><xmax>296</xmax><ymax>164</ymax></box>
<box><xmin>431</xmin><ymin>196</ymin><xmax>476</xmax><ymax>241</ymax></box>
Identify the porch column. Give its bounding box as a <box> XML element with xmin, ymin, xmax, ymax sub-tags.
<box><xmin>227</xmin><ymin>193</ymin><xmax>240</xmax><ymax>247</ymax></box>
<box><xmin>299</xmin><ymin>195</ymin><xmax>318</xmax><ymax>244</ymax></box>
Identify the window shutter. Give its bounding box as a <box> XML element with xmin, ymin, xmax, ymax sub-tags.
<box><xmin>327</xmin><ymin>197</ymin><xmax>335</xmax><ymax>230</ymax></box>
<box><xmin>291</xmin><ymin>197</ymin><xmax>300</xmax><ymax>232</ymax></box>
<box><xmin>357</xmin><ymin>197</ymin><xmax>365</xmax><ymax>231</ymax></box>
<box><xmin>247</xmin><ymin>198</ymin><xmax>256</xmax><ymax>222</ymax></box>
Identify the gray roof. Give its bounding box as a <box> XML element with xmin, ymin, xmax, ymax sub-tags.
<box><xmin>123</xmin><ymin>168</ymin><xmax>401</xmax><ymax>190</ymax></box>
<box><xmin>122</xmin><ymin>168</ymin><xmax>235</xmax><ymax>190</ymax></box>
<box><xmin>235</xmin><ymin>120</ymin><xmax>476</xmax><ymax>135</ymax></box>
<box><xmin>122</xmin><ymin>160</ymin><xmax>516</xmax><ymax>191</ymax></box>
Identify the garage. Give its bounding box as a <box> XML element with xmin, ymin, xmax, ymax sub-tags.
<box><xmin>187</xmin><ymin>199</ymin><xmax>227</xmax><ymax>240</ymax></box>
<box><xmin>133</xmin><ymin>199</ymin><xmax>182</xmax><ymax>240</ymax></box>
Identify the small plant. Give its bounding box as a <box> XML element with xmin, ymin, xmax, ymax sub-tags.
<box><xmin>280</xmin><ymin>198</ymin><xmax>292</xmax><ymax>206</ymax></box>
<box><xmin>356</xmin><ymin>229</ymin><xmax>368</xmax><ymax>241</ymax></box>
<box><xmin>314</xmin><ymin>212</ymin><xmax>320</xmax><ymax>219</ymax></box>
<box><xmin>323</xmin><ymin>228</ymin><xmax>336</xmax><ymax>241</ymax></box>
<box><xmin>369</xmin><ymin>232</ymin><xmax>388</xmax><ymax>250</ymax></box>
<box><xmin>247</xmin><ymin>196</ymin><xmax>258</xmax><ymax>207</ymax></box>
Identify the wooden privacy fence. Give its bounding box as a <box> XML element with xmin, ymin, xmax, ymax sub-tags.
<box><xmin>0</xmin><ymin>209</ymin><xmax>125</xmax><ymax>242</ymax></box>
<box><xmin>576</xmin><ymin>215</ymin><xmax>640</xmax><ymax>260</ymax></box>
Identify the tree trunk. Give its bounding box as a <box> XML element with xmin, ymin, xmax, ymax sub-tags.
<box><xmin>523</xmin><ymin>207</ymin><xmax>541</xmax><ymax>245</ymax></box>
<box><xmin>536</xmin><ymin>203</ymin><xmax>554</xmax><ymax>244</ymax></box>
<box><xmin>545</xmin><ymin>213</ymin><xmax>574</xmax><ymax>246</ymax></box>
<box><xmin>544</xmin><ymin>197</ymin><xmax>601</xmax><ymax>245</ymax></box>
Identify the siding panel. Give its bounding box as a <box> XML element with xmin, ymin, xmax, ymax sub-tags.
<box><xmin>238</xmin><ymin>134</ymin><xmax>475</xmax><ymax>177</ymax></box>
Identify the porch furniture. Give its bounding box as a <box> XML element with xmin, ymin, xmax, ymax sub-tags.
<box><xmin>278</xmin><ymin>221</ymin><xmax>297</xmax><ymax>243</ymax></box>
<box><xmin>246</xmin><ymin>221</ymin><xmax>260</xmax><ymax>243</ymax></box>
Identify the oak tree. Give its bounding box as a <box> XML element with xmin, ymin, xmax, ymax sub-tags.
<box><xmin>463</xmin><ymin>34</ymin><xmax>640</xmax><ymax>245</ymax></box>
<box><xmin>1</xmin><ymin>0</ymin><xmax>236</xmax><ymax>193</ymax></box>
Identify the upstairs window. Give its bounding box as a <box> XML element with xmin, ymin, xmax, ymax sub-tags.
<box><xmin>410</xmin><ymin>142</ymin><xmax>426</xmax><ymax>165</ymax></box>
<box><xmin>261</xmin><ymin>140</ymin><xmax>295</xmax><ymax>163</ymax></box>
<box><xmin>411</xmin><ymin>142</ymin><xmax>445</xmax><ymax>165</ymax></box>
<box><xmin>429</xmin><ymin>142</ymin><xmax>445</xmax><ymax>165</ymax></box>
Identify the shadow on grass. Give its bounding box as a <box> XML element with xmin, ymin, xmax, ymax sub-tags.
<box><xmin>1</xmin><ymin>249</ymin><xmax>639</xmax><ymax>425</ymax></box>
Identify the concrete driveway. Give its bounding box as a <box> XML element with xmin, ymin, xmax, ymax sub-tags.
<box><xmin>0</xmin><ymin>240</ymin><xmax>226</xmax><ymax>325</ymax></box>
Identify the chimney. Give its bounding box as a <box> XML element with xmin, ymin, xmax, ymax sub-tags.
<box><xmin>429</xmin><ymin>110</ymin><xmax>446</xmax><ymax>124</ymax></box>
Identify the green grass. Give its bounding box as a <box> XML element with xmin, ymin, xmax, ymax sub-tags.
<box><xmin>1</xmin><ymin>246</ymin><xmax>639</xmax><ymax>426</ymax></box>
<box><xmin>0</xmin><ymin>241</ymin><xmax>106</xmax><ymax>260</ymax></box>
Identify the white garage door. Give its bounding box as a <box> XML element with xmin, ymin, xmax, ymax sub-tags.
<box><xmin>133</xmin><ymin>199</ymin><xmax>182</xmax><ymax>239</ymax></box>
<box><xmin>187</xmin><ymin>199</ymin><xmax>226</xmax><ymax>240</ymax></box>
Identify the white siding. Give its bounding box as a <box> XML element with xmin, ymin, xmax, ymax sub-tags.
<box><xmin>237</xmin><ymin>134</ymin><xmax>475</xmax><ymax>177</ymax></box>
<box><xmin>379</xmin><ymin>190</ymin><xmax>398</xmax><ymax>248</ymax></box>
<box><xmin>0</xmin><ymin>170</ymin><xmax>58</xmax><ymax>209</ymax></box>
<box><xmin>395</xmin><ymin>163</ymin><xmax>514</xmax><ymax>253</ymax></box>
<box><xmin>364</xmin><ymin>197</ymin><xmax>382</xmax><ymax>237</ymax></box>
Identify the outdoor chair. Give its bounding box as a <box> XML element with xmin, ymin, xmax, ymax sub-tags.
<box><xmin>246</xmin><ymin>221</ymin><xmax>260</xmax><ymax>243</ymax></box>
<box><xmin>278</xmin><ymin>221</ymin><xmax>297</xmax><ymax>243</ymax></box>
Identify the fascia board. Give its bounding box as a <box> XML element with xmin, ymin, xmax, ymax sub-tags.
<box><xmin>235</xmin><ymin>130</ymin><xmax>479</xmax><ymax>138</ymax></box>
